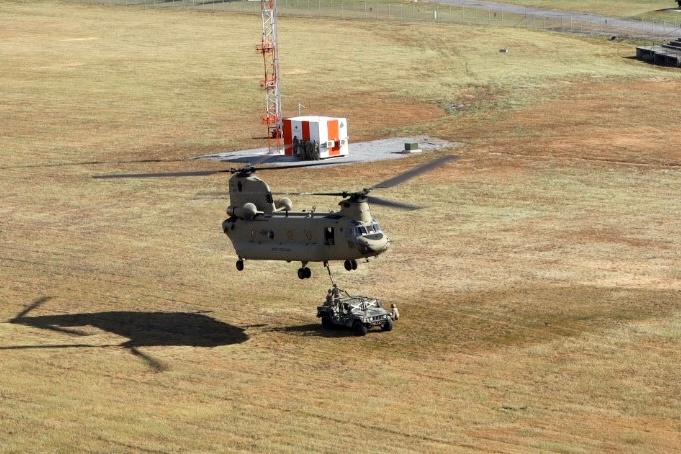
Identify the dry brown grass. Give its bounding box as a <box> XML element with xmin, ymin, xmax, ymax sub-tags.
<box><xmin>1</xmin><ymin>1</ymin><xmax>681</xmax><ymax>452</ymax></box>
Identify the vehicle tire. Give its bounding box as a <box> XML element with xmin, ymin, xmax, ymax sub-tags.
<box><xmin>236</xmin><ymin>260</ymin><xmax>244</xmax><ymax>271</ymax></box>
<box><xmin>297</xmin><ymin>268</ymin><xmax>305</xmax><ymax>279</ymax></box>
<box><xmin>321</xmin><ymin>314</ymin><xmax>333</xmax><ymax>330</ymax></box>
<box><xmin>344</xmin><ymin>260</ymin><xmax>352</xmax><ymax>271</ymax></box>
<box><xmin>353</xmin><ymin>320</ymin><xmax>368</xmax><ymax>336</ymax></box>
<box><xmin>381</xmin><ymin>318</ymin><xmax>393</xmax><ymax>331</ymax></box>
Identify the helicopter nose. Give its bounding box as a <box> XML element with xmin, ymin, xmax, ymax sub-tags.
<box><xmin>355</xmin><ymin>234</ymin><xmax>390</xmax><ymax>255</ymax></box>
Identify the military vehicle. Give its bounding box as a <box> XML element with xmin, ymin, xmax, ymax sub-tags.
<box><xmin>317</xmin><ymin>291</ymin><xmax>394</xmax><ymax>336</ymax></box>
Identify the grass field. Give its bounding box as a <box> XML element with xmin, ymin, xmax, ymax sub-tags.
<box><xmin>1</xmin><ymin>1</ymin><xmax>681</xmax><ymax>452</ymax></box>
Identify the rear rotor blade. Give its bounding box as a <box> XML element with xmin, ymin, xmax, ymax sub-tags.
<box><xmin>252</xmin><ymin>161</ymin><xmax>342</xmax><ymax>172</ymax></box>
<box><xmin>367</xmin><ymin>195</ymin><xmax>422</xmax><ymax>211</ymax></box>
<box><xmin>94</xmin><ymin>160</ymin><xmax>340</xmax><ymax>179</ymax></box>
<box><xmin>373</xmin><ymin>154</ymin><xmax>458</xmax><ymax>189</ymax></box>
<box><xmin>295</xmin><ymin>191</ymin><xmax>349</xmax><ymax>197</ymax></box>
<box><xmin>93</xmin><ymin>169</ymin><xmax>230</xmax><ymax>179</ymax></box>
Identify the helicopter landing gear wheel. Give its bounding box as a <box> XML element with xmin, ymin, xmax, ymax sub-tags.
<box><xmin>297</xmin><ymin>266</ymin><xmax>312</xmax><ymax>279</ymax></box>
<box><xmin>236</xmin><ymin>259</ymin><xmax>244</xmax><ymax>271</ymax></box>
<box><xmin>344</xmin><ymin>259</ymin><xmax>358</xmax><ymax>271</ymax></box>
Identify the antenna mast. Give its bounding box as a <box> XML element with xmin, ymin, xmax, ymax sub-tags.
<box><xmin>258</xmin><ymin>0</ymin><xmax>283</xmax><ymax>154</ymax></box>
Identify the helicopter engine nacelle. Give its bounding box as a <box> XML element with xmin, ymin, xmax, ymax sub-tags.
<box><xmin>227</xmin><ymin>203</ymin><xmax>258</xmax><ymax>220</ymax></box>
<box><xmin>275</xmin><ymin>197</ymin><xmax>292</xmax><ymax>212</ymax></box>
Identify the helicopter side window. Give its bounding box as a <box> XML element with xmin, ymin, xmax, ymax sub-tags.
<box><xmin>372</xmin><ymin>221</ymin><xmax>381</xmax><ymax>233</ymax></box>
<box><xmin>324</xmin><ymin>227</ymin><xmax>335</xmax><ymax>246</ymax></box>
<box><xmin>356</xmin><ymin>226</ymin><xmax>368</xmax><ymax>236</ymax></box>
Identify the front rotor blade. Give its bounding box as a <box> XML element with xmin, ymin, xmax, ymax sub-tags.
<box><xmin>373</xmin><ymin>154</ymin><xmax>458</xmax><ymax>189</ymax></box>
<box><xmin>300</xmin><ymin>191</ymin><xmax>348</xmax><ymax>197</ymax></box>
<box><xmin>93</xmin><ymin>169</ymin><xmax>229</xmax><ymax>179</ymax></box>
<box><xmin>273</xmin><ymin>191</ymin><xmax>350</xmax><ymax>197</ymax></box>
<box><xmin>367</xmin><ymin>195</ymin><xmax>422</xmax><ymax>211</ymax></box>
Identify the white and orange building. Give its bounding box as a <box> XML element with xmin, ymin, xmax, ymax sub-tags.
<box><xmin>282</xmin><ymin>116</ymin><xmax>349</xmax><ymax>159</ymax></box>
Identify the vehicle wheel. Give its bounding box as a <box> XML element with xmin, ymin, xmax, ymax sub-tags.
<box><xmin>344</xmin><ymin>260</ymin><xmax>352</xmax><ymax>271</ymax></box>
<box><xmin>353</xmin><ymin>321</ymin><xmax>368</xmax><ymax>336</ymax></box>
<box><xmin>304</xmin><ymin>267</ymin><xmax>312</xmax><ymax>279</ymax></box>
<box><xmin>297</xmin><ymin>268</ymin><xmax>305</xmax><ymax>279</ymax></box>
<box><xmin>321</xmin><ymin>315</ymin><xmax>333</xmax><ymax>329</ymax></box>
<box><xmin>381</xmin><ymin>318</ymin><xmax>393</xmax><ymax>331</ymax></box>
<box><xmin>236</xmin><ymin>260</ymin><xmax>244</xmax><ymax>271</ymax></box>
<box><xmin>351</xmin><ymin>259</ymin><xmax>358</xmax><ymax>270</ymax></box>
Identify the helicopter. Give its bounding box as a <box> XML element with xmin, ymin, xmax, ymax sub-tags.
<box><xmin>95</xmin><ymin>153</ymin><xmax>457</xmax><ymax>279</ymax></box>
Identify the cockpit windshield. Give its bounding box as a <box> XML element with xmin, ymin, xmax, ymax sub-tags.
<box><xmin>354</xmin><ymin>221</ymin><xmax>382</xmax><ymax>236</ymax></box>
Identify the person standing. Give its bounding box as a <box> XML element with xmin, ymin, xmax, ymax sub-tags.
<box><xmin>390</xmin><ymin>303</ymin><xmax>400</xmax><ymax>321</ymax></box>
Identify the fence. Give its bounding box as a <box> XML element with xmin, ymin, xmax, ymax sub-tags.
<box><xmin>74</xmin><ymin>0</ymin><xmax>681</xmax><ymax>40</ymax></box>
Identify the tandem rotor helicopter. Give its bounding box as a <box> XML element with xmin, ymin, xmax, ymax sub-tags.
<box><xmin>95</xmin><ymin>154</ymin><xmax>457</xmax><ymax>279</ymax></box>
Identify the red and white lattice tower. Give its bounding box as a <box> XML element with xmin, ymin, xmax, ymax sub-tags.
<box><xmin>257</xmin><ymin>0</ymin><xmax>283</xmax><ymax>154</ymax></box>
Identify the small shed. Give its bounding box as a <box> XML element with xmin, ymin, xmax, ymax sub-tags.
<box><xmin>283</xmin><ymin>116</ymin><xmax>349</xmax><ymax>160</ymax></box>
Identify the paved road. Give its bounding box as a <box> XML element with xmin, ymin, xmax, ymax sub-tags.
<box><xmin>435</xmin><ymin>0</ymin><xmax>681</xmax><ymax>38</ymax></box>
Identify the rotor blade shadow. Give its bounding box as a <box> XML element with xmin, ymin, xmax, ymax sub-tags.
<box><xmin>12</xmin><ymin>296</ymin><xmax>53</xmax><ymax>320</ymax></box>
<box><xmin>129</xmin><ymin>346</ymin><xmax>168</xmax><ymax>372</ymax></box>
<box><xmin>0</xmin><ymin>343</ymin><xmax>120</xmax><ymax>350</ymax></box>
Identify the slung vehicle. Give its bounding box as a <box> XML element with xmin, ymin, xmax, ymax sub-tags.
<box><xmin>317</xmin><ymin>291</ymin><xmax>394</xmax><ymax>336</ymax></box>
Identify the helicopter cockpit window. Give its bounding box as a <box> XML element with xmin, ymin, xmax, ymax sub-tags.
<box><xmin>372</xmin><ymin>221</ymin><xmax>382</xmax><ymax>233</ymax></box>
<box><xmin>355</xmin><ymin>226</ymin><xmax>368</xmax><ymax>236</ymax></box>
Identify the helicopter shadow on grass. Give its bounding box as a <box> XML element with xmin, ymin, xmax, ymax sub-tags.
<box><xmin>3</xmin><ymin>297</ymin><xmax>248</xmax><ymax>371</ymax></box>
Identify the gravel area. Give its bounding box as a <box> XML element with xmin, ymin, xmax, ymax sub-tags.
<box><xmin>197</xmin><ymin>136</ymin><xmax>460</xmax><ymax>168</ymax></box>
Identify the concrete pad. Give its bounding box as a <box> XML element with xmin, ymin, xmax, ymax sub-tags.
<box><xmin>196</xmin><ymin>136</ymin><xmax>460</xmax><ymax>167</ymax></box>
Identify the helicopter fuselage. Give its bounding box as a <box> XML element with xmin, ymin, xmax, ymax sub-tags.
<box><xmin>93</xmin><ymin>153</ymin><xmax>456</xmax><ymax>280</ymax></box>
<box><xmin>221</xmin><ymin>172</ymin><xmax>393</xmax><ymax>277</ymax></box>
<box><xmin>222</xmin><ymin>207</ymin><xmax>389</xmax><ymax>263</ymax></box>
